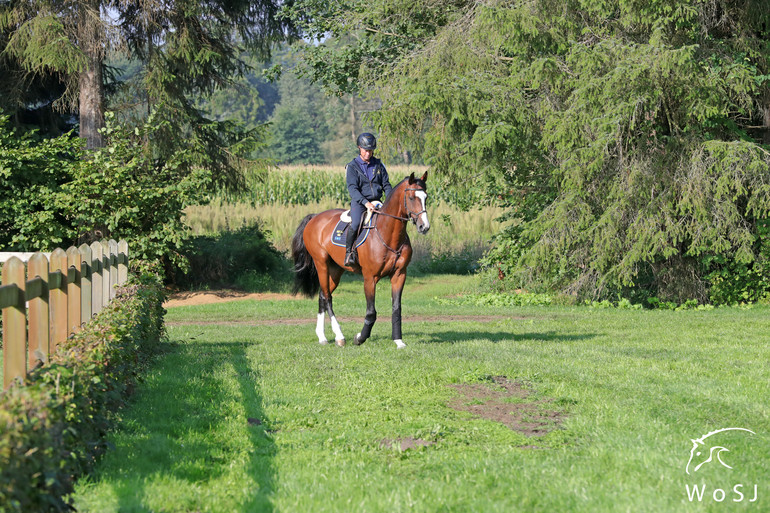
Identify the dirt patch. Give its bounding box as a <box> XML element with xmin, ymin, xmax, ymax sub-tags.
<box><xmin>447</xmin><ymin>376</ymin><xmax>562</xmax><ymax>436</ymax></box>
<box><xmin>380</xmin><ymin>437</ymin><xmax>435</xmax><ymax>450</ymax></box>
<box><xmin>164</xmin><ymin>289</ymin><xmax>296</xmax><ymax>308</ymax></box>
<box><xmin>166</xmin><ymin>315</ymin><xmax>527</xmax><ymax>327</ymax></box>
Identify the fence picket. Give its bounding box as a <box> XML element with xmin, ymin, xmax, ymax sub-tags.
<box><xmin>118</xmin><ymin>240</ymin><xmax>129</xmax><ymax>285</ymax></box>
<box><xmin>27</xmin><ymin>253</ymin><xmax>50</xmax><ymax>368</ymax></box>
<box><xmin>79</xmin><ymin>244</ymin><xmax>92</xmax><ymax>324</ymax></box>
<box><xmin>49</xmin><ymin>248</ymin><xmax>68</xmax><ymax>352</ymax></box>
<box><xmin>2</xmin><ymin>258</ymin><xmax>27</xmax><ymax>388</ymax></box>
<box><xmin>101</xmin><ymin>240</ymin><xmax>110</xmax><ymax>305</ymax></box>
<box><xmin>109</xmin><ymin>239</ymin><xmax>118</xmax><ymax>299</ymax></box>
<box><xmin>91</xmin><ymin>241</ymin><xmax>103</xmax><ymax>316</ymax></box>
<box><xmin>67</xmin><ymin>247</ymin><xmax>82</xmax><ymax>335</ymax></box>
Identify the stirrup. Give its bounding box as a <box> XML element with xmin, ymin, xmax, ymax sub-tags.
<box><xmin>344</xmin><ymin>250</ymin><xmax>358</xmax><ymax>266</ymax></box>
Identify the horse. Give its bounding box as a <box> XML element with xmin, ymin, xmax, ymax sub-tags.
<box><xmin>291</xmin><ymin>171</ymin><xmax>429</xmax><ymax>349</ymax></box>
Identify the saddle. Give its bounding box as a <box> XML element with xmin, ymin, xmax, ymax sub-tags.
<box><xmin>331</xmin><ymin>201</ymin><xmax>382</xmax><ymax>248</ymax></box>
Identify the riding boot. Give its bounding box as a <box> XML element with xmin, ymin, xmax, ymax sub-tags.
<box><xmin>344</xmin><ymin>227</ymin><xmax>358</xmax><ymax>266</ymax></box>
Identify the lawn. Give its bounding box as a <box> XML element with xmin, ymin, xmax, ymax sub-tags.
<box><xmin>73</xmin><ymin>274</ymin><xmax>770</xmax><ymax>512</ymax></box>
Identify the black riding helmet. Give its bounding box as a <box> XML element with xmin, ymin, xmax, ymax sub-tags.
<box><xmin>357</xmin><ymin>132</ymin><xmax>377</xmax><ymax>150</ymax></box>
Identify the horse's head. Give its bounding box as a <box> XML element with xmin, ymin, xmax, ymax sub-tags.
<box><xmin>405</xmin><ymin>171</ymin><xmax>430</xmax><ymax>234</ymax></box>
<box><xmin>685</xmin><ymin>428</ymin><xmax>755</xmax><ymax>475</ymax></box>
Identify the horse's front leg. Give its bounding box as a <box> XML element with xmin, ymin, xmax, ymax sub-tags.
<box><xmin>354</xmin><ymin>276</ymin><xmax>379</xmax><ymax>345</ymax></box>
<box><xmin>391</xmin><ymin>269</ymin><xmax>407</xmax><ymax>349</ymax></box>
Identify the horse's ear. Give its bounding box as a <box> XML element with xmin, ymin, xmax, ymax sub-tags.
<box><xmin>408</xmin><ymin>172</ymin><xmax>415</xmax><ymax>184</ymax></box>
<box><xmin>421</xmin><ymin>170</ymin><xmax>428</xmax><ymax>182</ymax></box>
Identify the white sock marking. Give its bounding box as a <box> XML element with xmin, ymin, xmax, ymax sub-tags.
<box><xmin>330</xmin><ymin>315</ymin><xmax>345</xmax><ymax>341</ymax></box>
<box><xmin>316</xmin><ymin>313</ymin><xmax>327</xmax><ymax>344</ymax></box>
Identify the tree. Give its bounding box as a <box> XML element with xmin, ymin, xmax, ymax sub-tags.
<box><xmin>1</xmin><ymin>0</ymin><xmax>294</xmax><ymax>171</ymax></box>
<box><xmin>290</xmin><ymin>0</ymin><xmax>770</xmax><ymax>302</ymax></box>
<box><xmin>268</xmin><ymin>103</ymin><xmax>326</xmax><ymax>164</ymax></box>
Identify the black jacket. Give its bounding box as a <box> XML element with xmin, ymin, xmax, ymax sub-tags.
<box><xmin>345</xmin><ymin>157</ymin><xmax>392</xmax><ymax>206</ymax></box>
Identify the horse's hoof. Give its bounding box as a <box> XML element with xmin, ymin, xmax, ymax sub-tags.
<box><xmin>319</xmin><ymin>339</ymin><xmax>329</xmax><ymax>345</ymax></box>
<box><xmin>335</xmin><ymin>338</ymin><xmax>346</xmax><ymax>347</ymax></box>
<box><xmin>353</xmin><ymin>333</ymin><xmax>365</xmax><ymax>345</ymax></box>
<box><xmin>394</xmin><ymin>339</ymin><xmax>406</xmax><ymax>349</ymax></box>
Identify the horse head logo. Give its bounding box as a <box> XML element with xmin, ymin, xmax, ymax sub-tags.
<box><xmin>686</xmin><ymin>428</ymin><xmax>755</xmax><ymax>475</ymax></box>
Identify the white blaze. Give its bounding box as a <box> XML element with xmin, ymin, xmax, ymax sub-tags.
<box><xmin>415</xmin><ymin>191</ymin><xmax>429</xmax><ymax>230</ymax></box>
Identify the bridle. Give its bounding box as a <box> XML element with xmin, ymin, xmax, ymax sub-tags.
<box><xmin>373</xmin><ymin>187</ymin><xmax>427</xmax><ymax>225</ymax></box>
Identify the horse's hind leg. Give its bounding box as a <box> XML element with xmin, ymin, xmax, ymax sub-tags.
<box><xmin>319</xmin><ymin>260</ymin><xmax>346</xmax><ymax>347</ymax></box>
<box><xmin>316</xmin><ymin>291</ymin><xmax>329</xmax><ymax>345</ymax></box>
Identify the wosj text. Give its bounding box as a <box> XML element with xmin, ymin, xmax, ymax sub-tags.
<box><xmin>685</xmin><ymin>484</ymin><xmax>758</xmax><ymax>503</ymax></box>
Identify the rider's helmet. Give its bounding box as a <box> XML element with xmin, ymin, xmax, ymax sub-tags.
<box><xmin>357</xmin><ymin>133</ymin><xmax>377</xmax><ymax>150</ymax></box>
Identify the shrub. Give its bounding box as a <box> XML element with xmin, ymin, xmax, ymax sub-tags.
<box><xmin>172</xmin><ymin>222</ymin><xmax>288</xmax><ymax>290</ymax></box>
<box><xmin>0</xmin><ymin>267</ymin><xmax>165</xmax><ymax>512</ymax></box>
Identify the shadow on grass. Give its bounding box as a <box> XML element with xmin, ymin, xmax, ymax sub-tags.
<box><xmin>416</xmin><ymin>331</ymin><xmax>598</xmax><ymax>344</ymax></box>
<box><xmin>101</xmin><ymin>340</ymin><xmax>275</xmax><ymax>512</ymax></box>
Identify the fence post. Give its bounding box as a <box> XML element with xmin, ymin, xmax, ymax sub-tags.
<box><xmin>79</xmin><ymin>243</ymin><xmax>92</xmax><ymax>324</ymax></box>
<box><xmin>118</xmin><ymin>240</ymin><xmax>129</xmax><ymax>285</ymax></box>
<box><xmin>2</xmin><ymin>257</ymin><xmax>26</xmax><ymax>388</ymax></box>
<box><xmin>49</xmin><ymin>248</ymin><xmax>68</xmax><ymax>352</ymax></box>
<box><xmin>109</xmin><ymin>239</ymin><xmax>118</xmax><ymax>299</ymax></box>
<box><xmin>91</xmin><ymin>241</ymin><xmax>103</xmax><ymax>315</ymax></box>
<box><xmin>67</xmin><ymin>246</ymin><xmax>81</xmax><ymax>335</ymax></box>
<box><xmin>27</xmin><ymin>253</ymin><xmax>50</xmax><ymax>369</ymax></box>
<box><xmin>101</xmin><ymin>240</ymin><xmax>110</xmax><ymax>306</ymax></box>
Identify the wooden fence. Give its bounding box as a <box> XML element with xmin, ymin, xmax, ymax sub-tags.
<box><xmin>0</xmin><ymin>240</ymin><xmax>129</xmax><ymax>389</ymax></box>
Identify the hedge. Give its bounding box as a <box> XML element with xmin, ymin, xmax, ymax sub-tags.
<box><xmin>0</xmin><ymin>269</ymin><xmax>165</xmax><ymax>512</ymax></box>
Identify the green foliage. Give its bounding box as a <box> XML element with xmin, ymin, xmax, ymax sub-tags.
<box><xmin>0</xmin><ymin>110</ymin><xmax>224</xmax><ymax>270</ymax></box>
<box><xmin>267</xmin><ymin>103</ymin><xmax>326</xmax><ymax>164</ymax></box>
<box><xmin>1</xmin><ymin>0</ymin><xmax>295</xmax><ymax>188</ymax></box>
<box><xmin>172</xmin><ymin>222</ymin><xmax>287</xmax><ymax>290</ymax></box>
<box><xmin>63</xmin><ymin>111</ymin><xmax>214</xmax><ymax>267</ymax></box>
<box><xmin>0</xmin><ymin>115</ymin><xmax>82</xmax><ymax>250</ymax></box>
<box><xmin>435</xmin><ymin>291</ymin><xmax>554</xmax><ymax>308</ymax></box>
<box><xmin>411</xmin><ymin>245</ymin><xmax>483</xmax><ymax>275</ymax></box>
<box><xmin>0</xmin><ymin>271</ymin><xmax>164</xmax><ymax>512</ymax></box>
<box><xmin>295</xmin><ymin>0</ymin><xmax>770</xmax><ymax>302</ymax></box>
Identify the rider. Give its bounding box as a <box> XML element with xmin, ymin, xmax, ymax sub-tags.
<box><xmin>344</xmin><ymin>132</ymin><xmax>393</xmax><ymax>266</ymax></box>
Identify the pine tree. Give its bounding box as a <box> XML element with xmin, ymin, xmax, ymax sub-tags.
<box><xmin>290</xmin><ymin>0</ymin><xmax>770</xmax><ymax>302</ymax></box>
<box><xmin>1</xmin><ymin>0</ymin><xmax>294</xmax><ymax>163</ymax></box>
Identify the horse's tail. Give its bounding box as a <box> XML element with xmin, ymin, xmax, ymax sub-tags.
<box><xmin>291</xmin><ymin>214</ymin><xmax>320</xmax><ymax>298</ymax></box>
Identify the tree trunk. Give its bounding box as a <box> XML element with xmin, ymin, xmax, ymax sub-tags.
<box><xmin>78</xmin><ymin>0</ymin><xmax>104</xmax><ymax>150</ymax></box>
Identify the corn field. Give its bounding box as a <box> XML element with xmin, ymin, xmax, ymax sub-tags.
<box><xmin>184</xmin><ymin>165</ymin><xmax>507</xmax><ymax>273</ymax></box>
<box><xmin>239</xmin><ymin>165</ymin><xmax>494</xmax><ymax>208</ymax></box>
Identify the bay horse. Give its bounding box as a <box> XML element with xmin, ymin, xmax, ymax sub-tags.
<box><xmin>291</xmin><ymin>172</ymin><xmax>429</xmax><ymax>348</ymax></box>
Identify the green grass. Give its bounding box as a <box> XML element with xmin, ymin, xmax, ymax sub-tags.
<box><xmin>73</xmin><ymin>275</ymin><xmax>770</xmax><ymax>512</ymax></box>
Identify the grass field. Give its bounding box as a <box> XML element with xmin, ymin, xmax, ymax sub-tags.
<box><xmin>73</xmin><ymin>274</ymin><xmax>770</xmax><ymax>512</ymax></box>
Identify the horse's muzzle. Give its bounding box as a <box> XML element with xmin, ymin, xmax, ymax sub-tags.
<box><xmin>416</xmin><ymin>218</ymin><xmax>430</xmax><ymax>234</ymax></box>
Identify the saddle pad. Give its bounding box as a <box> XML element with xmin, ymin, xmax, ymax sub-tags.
<box><xmin>331</xmin><ymin>218</ymin><xmax>373</xmax><ymax>248</ymax></box>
